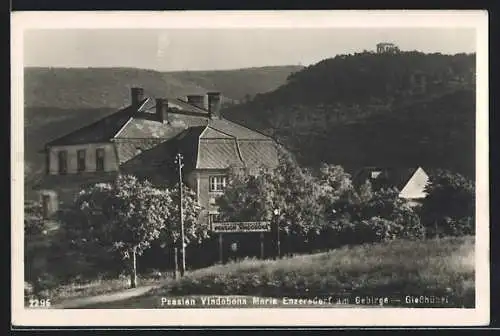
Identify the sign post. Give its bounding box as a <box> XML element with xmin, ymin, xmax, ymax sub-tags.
<box><xmin>175</xmin><ymin>153</ymin><xmax>186</xmax><ymax>277</ymax></box>
<box><xmin>212</xmin><ymin>221</ymin><xmax>271</xmax><ymax>233</ymax></box>
<box><xmin>260</xmin><ymin>232</ymin><xmax>264</xmax><ymax>259</ymax></box>
<box><xmin>212</xmin><ymin>221</ymin><xmax>271</xmax><ymax>263</ymax></box>
<box><xmin>173</xmin><ymin>247</ymin><xmax>179</xmax><ymax>279</ymax></box>
<box><xmin>273</xmin><ymin>209</ymin><xmax>281</xmax><ymax>259</ymax></box>
<box><xmin>218</xmin><ymin>233</ymin><xmax>223</xmax><ymax>264</ymax></box>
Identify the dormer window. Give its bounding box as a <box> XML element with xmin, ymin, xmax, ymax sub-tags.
<box><xmin>371</xmin><ymin>171</ymin><xmax>382</xmax><ymax>179</ymax></box>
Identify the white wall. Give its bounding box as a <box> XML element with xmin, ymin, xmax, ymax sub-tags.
<box><xmin>399</xmin><ymin>167</ymin><xmax>430</xmax><ymax>199</ymax></box>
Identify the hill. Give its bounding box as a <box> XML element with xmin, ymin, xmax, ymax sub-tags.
<box><xmin>222</xmin><ymin>51</ymin><xmax>476</xmax><ymax>178</ymax></box>
<box><xmin>24</xmin><ymin>65</ymin><xmax>303</xmax><ymax>109</ymax></box>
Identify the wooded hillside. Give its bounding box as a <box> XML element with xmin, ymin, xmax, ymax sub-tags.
<box><xmin>222</xmin><ymin>51</ymin><xmax>476</xmax><ymax>178</ymax></box>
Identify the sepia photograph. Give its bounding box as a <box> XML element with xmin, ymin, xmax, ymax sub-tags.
<box><xmin>11</xmin><ymin>10</ymin><xmax>489</xmax><ymax>327</ymax></box>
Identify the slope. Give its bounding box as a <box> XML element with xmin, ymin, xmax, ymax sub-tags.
<box><xmin>222</xmin><ymin>51</ymin><xmax>476</xmax><ymax>178</ymax></box>
<box><xmin>24</xmin><ymin>65</ymin><xmax>303</xmax><ymax>109</ymax></box>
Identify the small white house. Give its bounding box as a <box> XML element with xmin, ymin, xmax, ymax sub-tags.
<box><xmin>353</xmin><ymin>166</ymin><xmax>430</xmax><ymax>206</ymax></box>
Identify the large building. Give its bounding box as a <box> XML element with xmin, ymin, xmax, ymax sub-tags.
<box><xmin>34</xmin><ymin>87</ymin><xmax>279</xmax><ymax>224</ymax></box>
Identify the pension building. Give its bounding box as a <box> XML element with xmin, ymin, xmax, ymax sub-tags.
<box><xmin>34</xmin><ymin>87</ymin><xmax>279</xmax><ymax>227</ymax></box>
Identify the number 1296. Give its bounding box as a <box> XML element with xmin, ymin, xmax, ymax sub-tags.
<box><xmin>29</xmin><ymin>298</ymin><xmax>51</xmax><ymax>308</ymax></box>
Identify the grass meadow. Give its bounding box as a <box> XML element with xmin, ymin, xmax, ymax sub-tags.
<box><xmin>31</xmin><ymin>235</ymin><xmax>474</xmax><ymax>308</ymax></box>
<box><xmin>132</xmin><ymin>235</ymin><xmax>474</xmax><ymax>308</ymax></box>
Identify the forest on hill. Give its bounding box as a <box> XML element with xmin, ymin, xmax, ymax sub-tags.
<box><xmin>222</xmin><ymin>51</ymin><xmax>476</xmax><ymax>178</ymax></box>
<box><xmin>24</xmin><ymin>65</ymin><xmax>303</xmax><ymax>109</ymax></box>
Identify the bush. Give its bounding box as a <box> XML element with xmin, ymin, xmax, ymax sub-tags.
<box><xmin>326</xmin><ymin>208</ymin><xmax>425</xmax><ymax>248</ymax></box>
<box><xmin>31</xmin><ymin>272</ymin><xmax>59</xmax><ymax>298</ymax></box>
<box><xmin>427</xmin><ymin>216</ymin><xmax>475</xmax><ymax>238</ymax></box>
<box><xmin>420</xmin><ymin>170</ymin><xmax>475</xmax><ymax>237</ymax></box>
<box><xmin>390</xmin><ymin>206</ymin><xmax>426</xmax><ymax>240</ymax></box>
<box><xmin>359</xmin><ymin>217</ymin><xmax>401</xmax><ymax>242</ymax></box>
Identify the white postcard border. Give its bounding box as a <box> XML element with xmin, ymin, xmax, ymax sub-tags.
<box><xmin>11</xmin><ymin>10</ymin><xmax>490</xmax><ymax>327</ymax></box>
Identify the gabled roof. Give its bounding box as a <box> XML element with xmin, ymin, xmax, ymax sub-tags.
<box><xmin>45</xmin><ymin>97</ymin><xmax>211</xmax><ymax>147</ymax></box>
<box><xmin>197</xmin><ymin>139</ymin><xmax>245</xmax><ymax>169</ymax></box>
<box><xmin>114</xmin><ymin>118</ymin><xmax>185</xmax><ymax>139</ymax></box>
<box><xmin>206</xmin><ymin>118</ymin><xmax>272</xmax><ymax>141</ymax></box>
<box><xmin>45</xmin><ymin>104</ymin><xmax>138</xmax><ymax>147</ymax></box>
<box><xmin>176</xmin><ymin>124</ymin><xmax>278</xmax><ymax>171</ymax></box>
<box><xmin>353</xmin><ymin>166</ymin><xmax>425</xmax><ymax>191</ymax></box>
<box><xmin>44</xmin><ymin>92</ymin><xmax>279</xmax><ymax>174</ymax></box>
<box><xmin>237</xmin><ymin>140</ymin><xmax>279</xmax><ymax>168</ymax></box>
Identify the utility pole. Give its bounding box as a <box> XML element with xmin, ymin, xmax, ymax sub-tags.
<box><xmin>175</xmin><ymin>153</ymin><xmax>186</xmax><ymax>277</ymax></box>
<box><xmin>274</xmin><ymin>208</ymin><xmax>281</xmax><ymax>259</ymax></box>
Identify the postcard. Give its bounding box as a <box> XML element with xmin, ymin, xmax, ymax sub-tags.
<box><xmin>11</xmin><ymin>10</ymin><xmax>489</xmax><ymax>327</ymax></box>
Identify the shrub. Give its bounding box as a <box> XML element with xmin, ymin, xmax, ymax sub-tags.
<box><xmin>390</xmin><ymin>206</ymin><xmax>426</xmax><ymax>240</ymax></box>
<box><xmin>420</xmin><ymin>170</ymin><xmax>475</xmax><ymax>237</ymax></box>
<box><xmin>428</xmin><ymin>216</ymin><xmax>475</xmax><ymax>238</ymax></box>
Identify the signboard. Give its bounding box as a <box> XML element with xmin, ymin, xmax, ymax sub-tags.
<box><xmin>212</xmin><ymin>221</ymin><xmax>271</xmax><ymax>233</ymax></box>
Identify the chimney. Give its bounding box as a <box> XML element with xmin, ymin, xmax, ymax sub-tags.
<box><xmin>187</xmin><ymin>94</ymin><xmax>207</xmax><ymax>110</ymax></box>
<box><xmin>207</xmin><ymin>92</ymin><xmax>222</xmax><ymax>119</ymax></box>
<box><xmin>155</xmin><ymin>98</ymin><xmax>169</xmax><ymax>123</ymax></box>
<box><xmin>131</xmin><ymin>87</ymin><xmax>145</xmax><ymax>107</ymax></box>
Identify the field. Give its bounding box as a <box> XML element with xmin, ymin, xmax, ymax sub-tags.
<box><xmin>74</xmin><ymin>236</ymin><xmax>475</xmax><ymax>309</ymax></box>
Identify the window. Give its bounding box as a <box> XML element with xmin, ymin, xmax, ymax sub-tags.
<box><xmin>209</xmin><ymin>175</ymin><xmax>227</xmax><ymax>192</ymax></box>
<box><xmin>371</xmin><ymin>171</ymin><xmax>382</xmax><ymax>179</ymax></box>
<box><xmin>77</xmin><ymin>149</ymin><xmax>86</xmax><ymax>172</ymax></box>
<box><xmin>58</xmin><ymin>150</ymin><xmax>67</xmax><ymax>174</ymax></box>
<box><xmin>96</xmin><ymin>148</ymin><xmax>105</xmax><ymax>171</ymax></box>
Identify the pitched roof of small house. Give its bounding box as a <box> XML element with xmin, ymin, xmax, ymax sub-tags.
<box><xmin>352</xmin><ymin>166</ymin><xmax>425</xmax><ymax>191</ymax></box>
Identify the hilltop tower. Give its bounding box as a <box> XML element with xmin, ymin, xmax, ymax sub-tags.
<box><xmin>376</xmin><ymin>42</ymin><xmax>400</xmax><ymax>54</ymax></box>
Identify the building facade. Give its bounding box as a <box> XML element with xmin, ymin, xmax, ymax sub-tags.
<box><xmin>34</xmin><ymin>87</ymin><xmax>279</xmax><ymax>223</ymax></box>
<box><xmin>376</xmin><ymin>42</ymin><xmax>400</xmax><ymax>54</ymax></box>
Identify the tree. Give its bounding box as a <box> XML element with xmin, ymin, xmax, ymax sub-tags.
<box><xmin>24</xmin><ymin>200</ymin><xmax>54</xmax><ymax>296</ymax></box>
<box><xmin>420</xmin><ymin>170</ymin><xmax>475</xmax><ymax>237</ymax></box>
<box><xmin>216</xmin><ymin>169</ymin><xmax>275</xmax><ymax>223</ymax></box>
<box><xmin>317</xmin><ymin>163</ymin><xmax>353</xmax><ymax>202</ymax></box>
<box><xmin>67</xmin><ymin>175</ymin><xmax>177</xmax><ymax>288</ymax></box>
<box><xmin>216</xmin><ymin>147</ymin><xmax>327</xmax><ymax>255</ymax></box>
<box><xmin>326</xmin><ymin>183</ymin><xmax>425</xmax><ymax>246</ymax></box>
<box><xmin>162</xmin><ymin>182</ymin><xmax>208</xmax><ymax>247</ymax></box>
<box><xmin>272</xmin><ymin>147</ymin><xmax>326</xmax><ymax>237</ymax></box>
<box><xmin>25</xmin><ymin>200</ymin><xmax>46</xmax><ymax>236</ymax></box>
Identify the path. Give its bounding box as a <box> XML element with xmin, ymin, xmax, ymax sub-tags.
<box><xmin>51</xmin><ymin>285</ymin><xmax>158</xmax><ymax>309</ymax></box>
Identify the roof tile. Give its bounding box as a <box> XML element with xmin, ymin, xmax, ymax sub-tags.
<box><xmin>207</xmin><ymin>118</ymin><xmax>271</xmax><ymax>140</ymax></box>
<box><xmin>237</xmin><ymin>140</ymin><xmax>279</xmax><ymax>168</ymax></box>
<box><xmin>196</xmin><ymin>139</ymin><xmax>244</xmax><ymax>169</ymax></box>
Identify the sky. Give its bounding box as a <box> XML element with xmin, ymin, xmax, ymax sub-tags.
<box><xmin>23</xmin><ymin>28</ymin><xmax>476</xmax><ymax>71</ymax></box>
